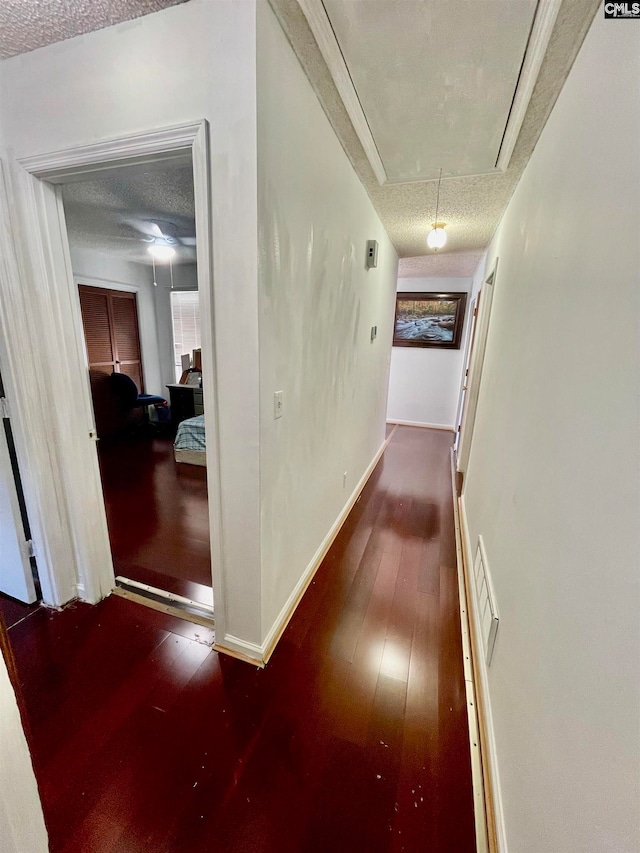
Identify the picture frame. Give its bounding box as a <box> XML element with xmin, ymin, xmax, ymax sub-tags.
<box><xmin>393</xmin><ymin>291</ymin><xmax>467</xmax><ymax>349</ymax></box>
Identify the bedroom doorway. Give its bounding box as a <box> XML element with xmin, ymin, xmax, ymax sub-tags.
<box><xmin>59</xmin><ymin>152</ymin><xmax>214</xmax><ymax>621</ymax></box>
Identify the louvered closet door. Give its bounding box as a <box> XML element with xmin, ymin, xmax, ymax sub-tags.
<box><xmin>79</xmin><ymin>286</ymin><xmax>117</xmax><ymax>437</ymax></box>
<box><xmin>78</xmin><ymin>285</ymin><xmax>144</xmax><ymax>437</ymax></box>
<box><xmin>111</xmin><ymin>293</ymin><xmax>144</xmax><ymax>392</ymax></box>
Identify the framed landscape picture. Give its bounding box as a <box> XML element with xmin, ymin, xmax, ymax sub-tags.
<box><xmin>393</xmin><ymin>292</ymin><xmax>467</xmax><ymax>349</ymax></box>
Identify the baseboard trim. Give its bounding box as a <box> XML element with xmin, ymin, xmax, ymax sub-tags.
<box><xmin>214</xmin><ymin>635</ymin><xmax>266</xmax><ymax>668</ymax></box>
<box><xmin>216</xmin><ymin>426</ymin><xmax>397</xmax><ymax>668</ymax></box>
<box><xmin>451</xmin><ymin>452</ymin><xmax>488</xmax><ymax>853</ymax></box>
<box><xmin>261</xmin><ymin>424</ymin><xmax>397</xmax><ymax>665</ymax></box>
<box><xmin>458</xmin><ymin>491</ymin><xmax>507</xmax><ymax>853</ymax></box>
<box><xmin>386</xmin><ymin>419</ymin><xmax>454</xmax><ymax>431</ymax></box>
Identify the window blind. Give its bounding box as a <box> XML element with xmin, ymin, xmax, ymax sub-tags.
<box><xmin>171</xmin><ymin>290</ymin><xmax>201</xmax><ymax>381</ymax></box>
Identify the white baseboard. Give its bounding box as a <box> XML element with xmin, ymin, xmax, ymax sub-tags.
<box><xmin>459</xmin><ymin>494</ymin><xmax>508</xmax><ymax>853</ymax></box>
<box><xmin>386</xmin><ymin>419</ymin><xmax>454</xmax><ymax>431</ymax></box>
<box><xmin>214</xmin><ymin>634</ymin><xmax>265</xmax><ymax>668</ymax></box>
<box><xmin>450</xmin><ymin>453</ymin><xmax>488</xmax><ymax>853</ymax></box>
<box><xmin>216</xmin><ymin>427</ymin><xmax>396</xmax><ymax>667</ymax></box>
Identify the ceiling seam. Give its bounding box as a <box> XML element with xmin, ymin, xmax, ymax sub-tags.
<box><xmin>318</xmin><ymin>0</ymin><xmax>387</xmax><ymax>177</ymax></box>
<box><xmin>493</xmin><ymin>0</ymin><xmax>541</xmax><ymax>169</ymax></box>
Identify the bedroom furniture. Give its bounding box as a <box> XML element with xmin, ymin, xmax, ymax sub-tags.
<box><xmin>110</xmin><ymin>373</ymin><xmax>167</xmax><ymax>428</ymax></box>
<box><xmin>174</xmin><ymin>414</ymin><xmax>206</xmax><ymax>466</ymax></box>
<box><xmin>167</xmin><ymin>383</ymin><xmax>204</xmax><ymax>428</ymax></box>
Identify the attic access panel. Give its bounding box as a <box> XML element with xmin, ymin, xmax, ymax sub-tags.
<box><xmin>321</xmin><ymin>0</ymin><xmax>538</xmax><ymax>182</ymax></box>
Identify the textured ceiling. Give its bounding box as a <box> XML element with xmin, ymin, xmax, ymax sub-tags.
<box><xmin>0</xmin><ymin>0</ymin><xmax>189</xmax><ymax>59</ymax></box>
<box><xmin>61</xmin><ymin>164</ymin><xmax>196</xmax><ymax>265</ymax></box>
<box><xmin>321</xmin><ymin>0</ymin><xmax>537</xmax><ymax>182</ymax></box>
<box><xmin>399</xmin><ymin>252</ymin><xmax>485</xmax><ymax>279</ymax></box>
<box><xmin>269</xmin><ymin>0</ymin><xmax>601</xmax><ymax>258</ymax></box>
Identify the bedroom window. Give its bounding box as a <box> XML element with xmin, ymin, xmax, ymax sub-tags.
<box><xmin>171</xmin><ymin>290</ymin><xmax>201</xmax><ymax>381</ymax></box>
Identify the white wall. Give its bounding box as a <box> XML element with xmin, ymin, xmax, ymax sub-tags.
<box><xmin>461</xmin><ymin>14</ymin><xmax>640</xmax><ymax>853</ymax></box>
<box><xmin>0</xmin><ymin>653</ymin><xmax>49</xmax><ymax>852</ymax></box>
<box><xmin>70</xmin><ymin>247</ymin><xmax>164</xmax><ymax>396</ymax></box>
<box><xmin>0</xmin><ymin>0</ymin><xmax>262</xmax><ymax>643</ymax></box>
<box><xmin>257</xmin><ymin>0</ymin><xmax>398</xmax><ymax>634</ymax></box>
<box><xmin>387</xmin><ymin>275</ymin><xmax>472</xmax><ymax>428</ymax></box>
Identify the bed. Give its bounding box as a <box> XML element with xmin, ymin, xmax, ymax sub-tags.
<box><xmin>174</xmin><ymin>414</ymin><xmax>207</xmax><ymax>467</ymax></box>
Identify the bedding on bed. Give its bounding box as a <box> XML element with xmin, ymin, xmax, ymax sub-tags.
<box><xmin>174</xmin><ymin>414</ymin><xmax>206</xmax><ymax>453</ymax></box>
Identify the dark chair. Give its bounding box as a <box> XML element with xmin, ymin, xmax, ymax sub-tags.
<box><xmin>109</xmin><ymin>372</ymin><xmax>167</xmax><ymax>430</ymax></box>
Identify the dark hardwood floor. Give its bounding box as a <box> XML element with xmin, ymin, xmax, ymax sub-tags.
<box><xmin>6</xmin><ymin>425</ymin><xmax>475</xmax><ymax>852</ymax></box>
<box><xmin>0</xmin><ymin>592</ymin><xmax>39</xmax><ymax>630</ymax></box>
<box><xmin>98</xmin><ymin>435</ymin><xmax>212</xmax><ymax>605</ymax></box>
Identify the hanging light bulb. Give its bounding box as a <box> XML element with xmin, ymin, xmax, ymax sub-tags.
<box><xmin>427</xmin><ymin>225</ymin><xmax>447</xmax><ymax>250</ymax></box>
<box><xmin>427</xmin><ymin>168</ymin><xmax>447</xmax><ymax>252</ymax></box>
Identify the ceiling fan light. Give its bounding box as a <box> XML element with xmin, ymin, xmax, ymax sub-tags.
<box><xmin>148</xmin><ymin>244</ymin><xmax>176</xmax><ymax>261</ymax></box>
<box><xmin>427</xmin><ymin>227</ymin><xmax>447</xmax><ymax>250</ymax></box>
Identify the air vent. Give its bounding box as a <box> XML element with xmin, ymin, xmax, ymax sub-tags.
<box><xmin>473</xmin><ymin>536</ymin><xmax>499</xmax><ymax>665</ymax></box>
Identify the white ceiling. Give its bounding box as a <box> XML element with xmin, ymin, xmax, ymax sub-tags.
<box><xmin>270</xmin><ymin>0</ymin><xmax>601</xmax><ymax>257</ymax></box>
<box><xmin>399</xmin><ymin>251</ymin><xmax>485</xmax><ymax>279</ymax></box>
<box><xmin>0</xmin><ymin>0</ymin><xmax>188</xmax><ymax>60</ymax></box>
<box><xmin>61</xmin><ymin>164</ymin><xmax>196</xmax><ymax>265</ymax></box>
<box><xmin>321</xmin><ymin>0</ymin><xmax>538</xmax><ymax>183</ymax></box>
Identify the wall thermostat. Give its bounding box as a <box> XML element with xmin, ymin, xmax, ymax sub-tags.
<box><xmin>366</xmin><ymin>240</ymin><xmax>378</xmax><ymax>269</ymax></box>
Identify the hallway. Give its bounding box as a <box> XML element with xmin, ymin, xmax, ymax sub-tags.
<box><xmin>5</xmin><ymin>426</ymin><xmax>475</xmax><ymax>852</ymax></box>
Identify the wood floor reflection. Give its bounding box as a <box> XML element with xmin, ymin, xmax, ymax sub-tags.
<box><xmin>99</xmin><ymin>435</ymin><xmax>213</xmax><ymax>606</ymax></box>
<box><xmin>6</xmin><ymin>425</ymin><xmax>475</xmax><ymax>852</ymax></box>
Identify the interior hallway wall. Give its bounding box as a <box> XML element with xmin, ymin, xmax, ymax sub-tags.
<box><xmin>0</xmin><ymin>0</ymin><xmax>262</xmax><ymax>643</ymax></box>
<box><xmin>387</xmin><ymin>275</ymin><xmax>472</xmax><ymax>428</ymax></box>
<box><xmin>461</xmin><ymin>13</ymin><xmax>640</xmax><ymax>852</ymax></box>
<box><xmin>257</xmin><ymin>0</ymin><xmax>398</xmax><ymax>635</ymax></box>
<box><xmin>70</xmin><ymin>247</ymin><xmax>164</xmax><ymax>397</ymax></box>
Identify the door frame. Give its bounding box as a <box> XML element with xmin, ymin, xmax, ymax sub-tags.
<box><xmin>456</xmin><ymin>258</ymin><xmax>498</xmax><ymax>475</ymax></box>
<box><xmin>0</xmin><ymin>122</ymin><xmax>227</xmax><ymax>627</ymax></box>
<box><xmin>454</xmin><ymin>290</ymin><xmax>481</xmax><ymax>455</ymax></box>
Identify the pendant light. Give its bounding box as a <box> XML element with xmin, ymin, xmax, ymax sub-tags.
<box><xmin>149</xmin><ymin>240</ymin><xmax>176</xmax><ymax>287</ymax></box>
<box><xmin>427</xmin><ymin>168</ymin><xmax>447</xmax><ymax>251</ymax></box>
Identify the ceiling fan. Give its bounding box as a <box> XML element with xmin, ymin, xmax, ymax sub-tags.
<box><xmin>122</xmin><ymin>217</ymin><xmax>197</xmax><ymax>260</ymax></box>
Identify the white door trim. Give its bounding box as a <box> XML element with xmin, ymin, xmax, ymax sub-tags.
<box><xmin>1</xmin><ymin>122</ymin><xmax>227</xmax><ymax>629</ymax></box>
<box><xmin>454</xmin><ymin>291</ymin><xmax>481</xmax><ymax>454</ymax></box>
<box><xmin>17</xmin><ymin>122</ymin><xmax>198</xmax><ymax>183</ymax></box>
<box><xmin>457</xmin><ymin>259</ymin><xmax>499</xmax><ymax>475</ymax></box>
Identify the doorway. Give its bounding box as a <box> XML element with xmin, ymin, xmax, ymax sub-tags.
<box><xmin>61</xmin><ymin>160</ymin><xmax>214</xmax><ymax>615</ymax></box>
<box><xmin>1</xmin><ymin>123</ymin><xmax>227</xmax><ymax>633</ymax></box>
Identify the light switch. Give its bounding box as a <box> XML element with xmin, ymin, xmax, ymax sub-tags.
<box><xmin>274</xmin><ymin>390</ymin><xmax>284</xmax><ymax>419</ymax></box>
